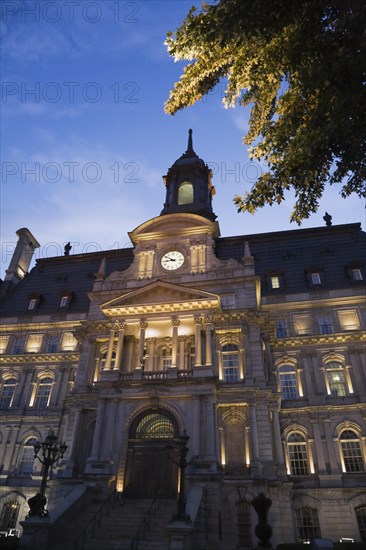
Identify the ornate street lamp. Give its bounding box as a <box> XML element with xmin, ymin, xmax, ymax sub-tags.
<box><xmin>27</xmin><ymin>430</ymin><xmax>67</xmax><ymax>518</ymax></box>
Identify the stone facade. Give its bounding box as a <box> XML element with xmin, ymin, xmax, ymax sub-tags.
<box><xmin>0</xmin><ymin>134</ymin><xmax>365</xmax><ymax>547</ymax></box>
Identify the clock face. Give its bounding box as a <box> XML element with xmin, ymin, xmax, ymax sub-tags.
<box><xmin>161</xmin><ymin>250</ymin><xmax>185</xmax><ymax>271</ymax></box>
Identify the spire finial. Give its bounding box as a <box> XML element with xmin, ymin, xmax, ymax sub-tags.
<box><xmin>187</xmin><ymin>128</ymin><xmax>193</xmax><ymax>153</ymax></box>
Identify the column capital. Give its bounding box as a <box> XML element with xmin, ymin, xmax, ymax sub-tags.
<box><xmin>203</xmin><ymin>315</ymin><xmax>213</xmax><ymax>325</ymax></box>
<box><xmin>194</xmin><ymin>315</ymin><xmax>203</xmax><ymax>325</ymax></box>
<box><xmin>178</xmin><ymin>335</ymin><xmax>186</xmax><ymax>342</ymax></box>
<box><xmin>171</xmin><ymin>318</ymin><xmax>181</xmax><ymax>327</ymax></box>
<box><xmin>139</xmin><ymin>320</ymin><xmax>148</xmax><ymax>329</ymax></box>
<box><xmin>107</xmin><ymin>322</ymin><xmax>119</xmax><ymax>332</ymax></box>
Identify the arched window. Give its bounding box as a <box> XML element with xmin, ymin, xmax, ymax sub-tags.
<box><xmin>0</xmin><ymin>378</ymin><xmax>17</xmax><ymax>409</ymax></box>
<box><xmin>0</xmin><ymin>500</ymin><xmax>20</xmax><ymax>531</ymax></box>
<box><xmin>324</xmin><ymin>361</ymin><xmax>347</xmax><ymax>396</ymax></box>
<box><xmin>356</xmin><ymin>505</ymin><xmax>366</xmax><ymax>542</ymax></box>
<box><xmin>278</xmin><ymin>365</ymin><xmax>299</xmax><ymax>400</ymax></box>
<box><xmin>287</xmin><ymin>433</ymin><xmax>309</xmax><ymax>476</ymax></box>
<box><xmin>18</xmin><ymin>437</ymin><xmax>38</xmax><ymax>474</ymax></box>
<box><xmin>339</xmin><ymin>430</ymin><xmax>364</xmax><ymax>472</ymax></box>
<box><xmin>222</xmin><ymin>344</ymin><xmax>240</xmax><ymax>382</ymax></box>
<box><xmin>131</xmin><ymin>411</ymin><xmax>177</xmax><ymax>439</ymax></box>
<box><xmin>295</xmin><ymin>507</ymin><xmax>321</xmax><ymax>541</ymax></box>
<box><xmin>178</xmin><ymin>181</ymin><xmax>193</xmax><ymax>205</ymax></box>
<box><xmin>236</xmin><ymin>500</ymin><xmax>252</xmax><ymax>547</ymax></box>
<box><xmin>34</xmin><ymin>377</ymin><xmax>53</xmax><ymax>409</ymax></box>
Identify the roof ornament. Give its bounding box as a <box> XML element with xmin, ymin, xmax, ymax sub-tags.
<box><xmin>187</xmin><ymin>128</ymin><xmax>194</xmax><ymax>154</ymax></box>
<box><xmin>323</xmin><ymin>212</ymin><xmax>332</xmax><ymax>227</ymax></box>
<box><xmin>95</xmin><ymin>257</ymin><xmax>106</xmax><ymax>281</ymax></box>
<box><xmin>243</xmin><ymin>240</ymin><xmax>254</xmax><ymax>265</ymax></box>
<box><xmin>64</xmin><ymin>242</ymin><xmax>72</xmax><ymax>256</ymax></box>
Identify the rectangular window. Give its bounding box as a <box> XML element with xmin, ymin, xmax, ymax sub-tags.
<box><xmin>311</xmin><ymin>272</ymin><xmax>321</xmax><ymax>285</ymax></box>
<box><xmin>25</xmin><ymin>333</ymin><xmax>43</xmax><ymax>353</ymax></box>
<box><xmin>318</xmin><ymin>315</ymin><xmax>334</xmax><ymax>334</ymax></box>
<box><xmin>337</xmin><ymin>309</ymin><xmax>360</xmax><ymax>331</ymax></box>
<box><xmin>12</xmin><ymin>337</ymin><xmax>25</xmax><ymax>355</ymax></box>
<box><xmin>293</xmin><ymin>314</ymin><xmax>312</xmax><ymax>335</ymax></box>
<box><xmin>60</xmin><ymin>331</ymin><xmax>78</xmax><ymax>351</ymax></box>
<box><xmin>0</xmin><ymin>336</ymin><xmax>9</xmax><ymax>355</ymax></box>
<box><xmin>47</xmin><ymin>335</ymin><xmax>59</xmax><ymax>353</ymax></box>
<box><xmin>276</xmin><ymin>319</ymin><xmax>288</xmax><ymax>338</ymax></box>
<box><xmin>271</xmin><ymin>276</ymin><xmax>280</xmax><ymax>289</ymax></box>
<box><xmin>352</xmin><ymin>268</ymin><xmax>363</xmax><ymax>281</ymax></box>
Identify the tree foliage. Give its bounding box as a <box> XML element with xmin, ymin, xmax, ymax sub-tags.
<box><xmin>165</xmin><ymin>0</ymin><xmax>366</xmax><ymax>223</ymax></box>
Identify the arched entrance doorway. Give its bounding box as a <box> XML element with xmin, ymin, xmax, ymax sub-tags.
<box><xmin>125</xmin><ymin>409</ymin><xmax>179</xmax><ymax>498</ymax></box>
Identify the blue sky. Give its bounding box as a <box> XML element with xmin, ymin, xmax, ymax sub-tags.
<box><xmin>1</xmin><ymin>0</ymin><xmax>364</xmax><ymax>278</ymax></box>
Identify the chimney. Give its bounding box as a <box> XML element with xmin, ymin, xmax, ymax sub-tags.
<box><xmin>4</xmin><ymin>228</ymin><xmax>40</xmax><ymax>285</ymax></box>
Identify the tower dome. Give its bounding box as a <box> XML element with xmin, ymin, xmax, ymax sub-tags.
<box><xmin>160</xmin><ymin>130</ymin><xmax>216</xmax><ymax>220</ymax></box>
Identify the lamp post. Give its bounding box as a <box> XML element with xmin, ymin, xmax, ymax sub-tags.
<box><xmin>171</xmin><ymin>431</ymin><xmax>192</xmax><ymax>523</ymax></box>
<box><xmin>27</xmin><ymin>430</ymin><xmax>67</xmax><ymax>518</ymax></box>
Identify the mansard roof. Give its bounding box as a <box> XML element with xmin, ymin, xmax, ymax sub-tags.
<box><xmin>0</xmin><ymin>222</ymin><xmax>364</xmax><ymax>318</ymax></box>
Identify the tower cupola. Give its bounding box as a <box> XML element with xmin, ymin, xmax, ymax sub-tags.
<box><xmin>160</xmin><ymin>130</ymin><xmax>216</xmax><ymax>220</ymax></box>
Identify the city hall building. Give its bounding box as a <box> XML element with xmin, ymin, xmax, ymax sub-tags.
<box><xmin>0</xmin><ymin>132</ymin><xmax>365</xmax><ymax>548</ymax></box>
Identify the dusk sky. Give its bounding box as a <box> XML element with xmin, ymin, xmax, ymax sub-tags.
<box><xmin>1</xmin><ymin>0</ymin><xmax>364</xmax><ymax>278</ymax></box>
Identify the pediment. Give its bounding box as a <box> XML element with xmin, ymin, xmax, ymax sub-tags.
<box><xmin>129</xmin><ymin>213</ymin><xmax>220</xmax><ymax>244</ymax></box>
<box><xmin>101</xmin><ymin>280</ymin><xmax>219</xmax><ymax>316</ymax></box>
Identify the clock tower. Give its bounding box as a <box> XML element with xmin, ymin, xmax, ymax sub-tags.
<box><xmin>160</xmin><ymin>129</ymin><xmax>216</xmax><ymax>220</ymax></box>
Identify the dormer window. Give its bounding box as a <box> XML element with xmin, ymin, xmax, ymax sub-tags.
<box><xmin>178</xmin><ymin>181</ymin><xmax>194</xmax><ymax>205</ymax></box>
<box><xmin>60</xmin><ymin>296</ymin><xmax>69</xmax><ymax>308</ymax></box>
<box><xmin>59</xmin><ymin>291</ymin><xmax>73</xmax><ymax>309</ymax></box>
<box><xmin>351</xmin><ymin>268</ymin><xmax>363</xmax><ymax>281</ymax></box>
<box><xmin>271</xmin><ymin>276</ymin><xmax>280</xmax><ymax>289</ymax></box>
<box><xmin>311</xmin><ymin>272</ymin><xmax>321</xmax><ymax>285</ymax></box>
<box><xmin>28</xmin><ymin>298</ymin><xmax>37</xmax><ymax>311</ymax></box>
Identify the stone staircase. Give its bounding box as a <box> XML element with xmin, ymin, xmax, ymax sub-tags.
<box><xmin>51</xmin><ymin>496</ymin><xmax>176</xmax><ymax>550</ymax></box>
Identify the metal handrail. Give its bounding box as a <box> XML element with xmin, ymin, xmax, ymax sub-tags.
<box><xmin>130</xmin><ymin>495</ymin><xmax>161</xmax><ymax>550</ymax></box>
<box><xmin>73</xmin><ymin>483</ymin><xmax>134</xmax><ymax>549</ymax></box>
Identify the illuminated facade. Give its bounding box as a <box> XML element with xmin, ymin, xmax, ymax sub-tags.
<box><xmin>0</xmin><ymin>133</ymin><xmax>365</xmax><ymax>547</ymax></box>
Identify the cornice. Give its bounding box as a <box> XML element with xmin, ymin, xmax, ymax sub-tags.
<box><xmin>271</xmin><ymin>331</ymin><xmax>366</xmax><ymax>348</ymax></box>
<box><xmin>0</xmin><ymin>352</ymin><xmax>79</xmax><ymax>364</ymax></box>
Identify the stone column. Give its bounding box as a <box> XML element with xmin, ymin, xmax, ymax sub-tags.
<box><xmin>242</xmin><ymin>326</ymin><xmax>253</xmax><ymax>381</ymax></box>
<box><xmin>312</xmin><ymin>421</ymin><xmax>327</xmax><ymax>474</ymax></box>
<box><xmin>205</xmin><ymin>395</ymin><xmax>216</xmax><ymax>460</ymax></box>
<box><xmin>178</xmin><ymin>336</ymin><xmax>186</xmax><ymax>370</ymax></box>
<box><xmin>248</xmin><ymin>403</ymin><xmax>261</xmax><ymax>476</ymax></box>
<box><xmin>2</xmin><ymin>426</ymin><xmax>14</xmax><ymax>473</ymax></box>
<box><xmin>323</xmin><ymin>421</ymin><xmax>339</xmax><ymax>473</ymax></box>
<box><xmin>63</xmin><ymin>409</ymin><xmax>82</xmax><ymax>475</ymax></box>
<box><xmin>348</xmin><ymin>347</ymin><xmax>366</xmax><ymax>396</ymax></box>
<box><xmin>15</xmin><ymin>368</ymin><xmax>34</xmax><ymax>407</ymax></box>
<box><xmin>49</xmin><ymin>366</ymin><xmax>64</xmax><ymax>406</ymax></box>
<box><xmin>271</xmin><ymin>406</ymin><xmax>285</xmax><ymax>468</ymax></box>
<box><xmin>192</xmin><ymin>396</ymin><xmax>201</xmax><ymax>456</ymax></box>
<box><xmin>102</xmin><ymin>399</ymin><xmax>118</xmax><ymax>461</ymax></box>
<box><xmin>89</xmin><ymin>399</ymin><xmax>106</xmax><ymax>460</ymax></box>
<box><xmin>171</xmin><ymin>318</ymin><xmax>180</xmax><ymax>368</ymax></box>
<box><xmin>114</xmin><ymin>322</ymin><xmax>127</xmax><ymax>371</ymax></box>
<box><xmin>146</xmin><ymin>338</ymin><xmax>156</xmax><ymax>371</ymax></box>
<box><xmin>8</xmin><ymin>427</ymin><xmax>20</xmax><ymax>474</ymax></box>
<box><xmin>137</xmin><ymin>320</ymin><xmax>148</xmax><ymax>369</ymax></box>
<box><xmin>105</xmin><ymin>324</ymin><xmax>117</xmax><ymax>370</ymax></box>
<box><xmin>204</xmin><ymin>316</ymin><xmax>213</xmax><ymax>366</ymax></box>
<box><xmin>194</xmin><ymin>316</ymin><xmax>202</xmax><ymax>367</ymax></box>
